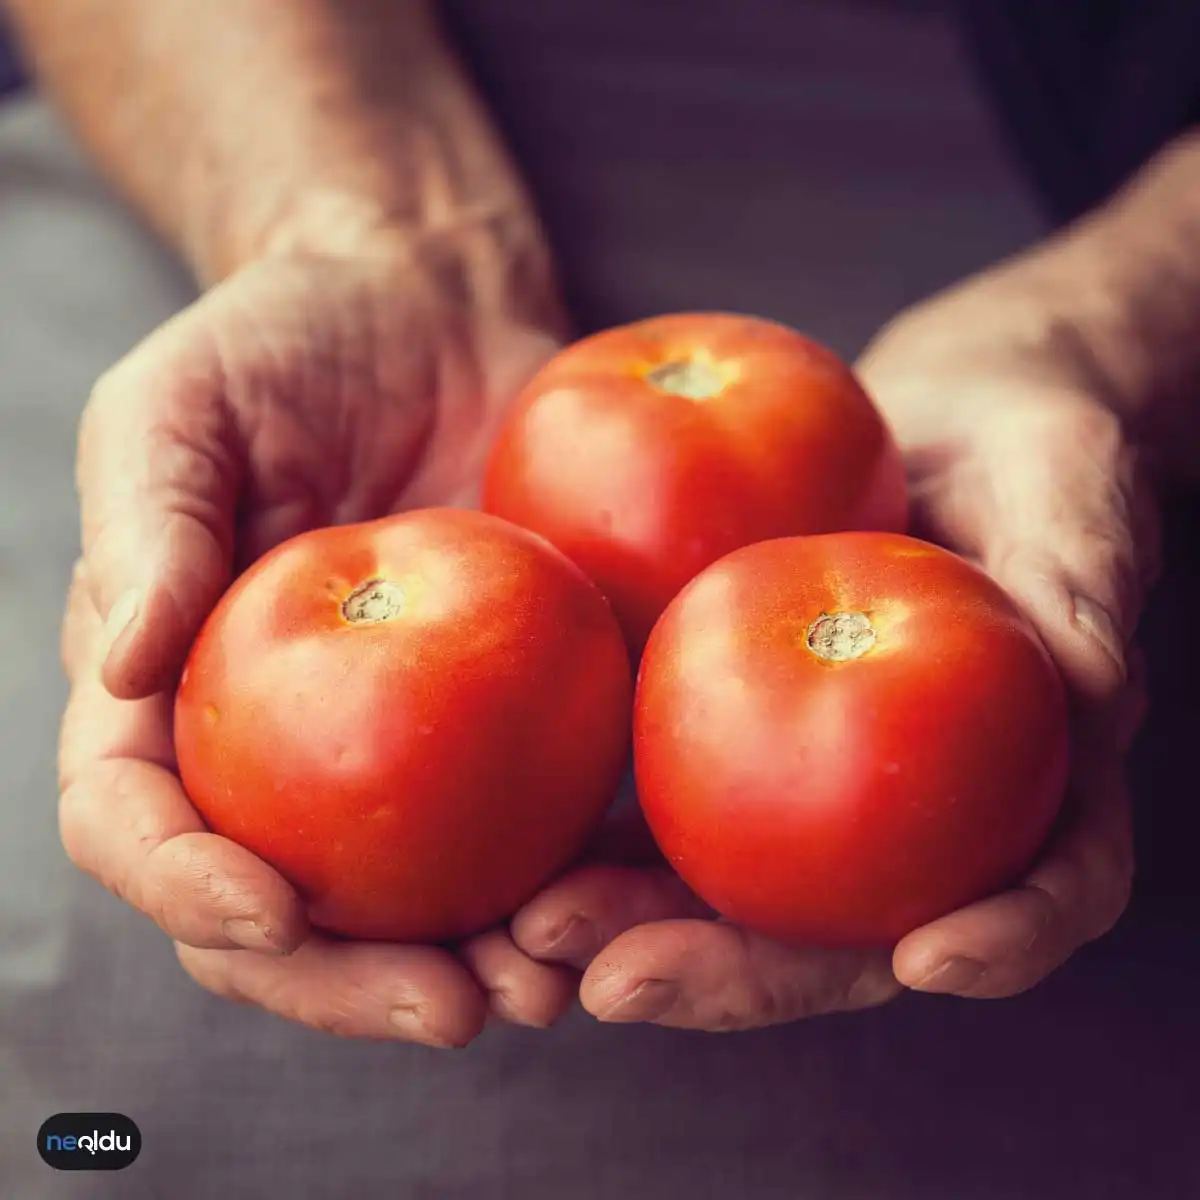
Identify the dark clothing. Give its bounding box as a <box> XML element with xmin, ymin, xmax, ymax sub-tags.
<box><xmin>958</xmin><ymin>0</ymin><xmax>1200</xmax><ymax>222</ymax></box>
<box><xmin>3</xmin><ymin>3</ymin><xmax>1199</xmax><ymax>220</ymax></box>
<box><xmin>2</xmin><ymin>6</ymin><xmax>1199</xmax><ymax>1200</ymax></box>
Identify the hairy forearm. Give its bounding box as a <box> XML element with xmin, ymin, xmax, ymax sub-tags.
<box><xmin>5</xmin><ymin>0</ymin><xmax>551</xmax><ymax>296</ymax></box>
<box><xmin>1042</xmin><ymin>130</ymin><xmax>1200</xmax><ymax>476</ymax></box>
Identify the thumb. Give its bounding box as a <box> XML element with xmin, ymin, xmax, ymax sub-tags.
<box><xmin>78</xmin><ymin>347</ymin><xmax>238</xmax><ymax>700</ymax></box>
<box><xmin>967</xmin><ymin>400</ymin><xmax>1156</xmax><ymax>708</ymax></box>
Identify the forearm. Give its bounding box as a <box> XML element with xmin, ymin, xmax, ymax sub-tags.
<box><xmin>1036</xmin><ymin>130</ymin><xmax>1200</xmax><ymax>478</ymax></box>
<box><xmin>5</xmin><ymin>0</ymin><xmax>552</xmax><ymax>299</ymax></box>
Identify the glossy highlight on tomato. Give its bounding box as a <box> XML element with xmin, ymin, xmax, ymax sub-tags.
<box><xmin>175</xmin><ymin>508</ymin><xmax>633</xmax><ymax>944</ymax></box>
<box><xmin>482</xmin><ymin>311</ymin><xmax>908</xmax><ymax>655</ymax></box>
<box><xmin>633</xmin><ymin>531</ymin><xmax>1070</xmax><ymax>947</ymax></box>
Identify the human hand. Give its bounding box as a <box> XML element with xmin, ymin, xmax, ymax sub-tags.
<box><xmin>510</xmin><ymin>260</ymin><xmax>1159</xmax><ymax>1029</ymax></box>
<box><xmin>57</xmin><ymin>230</ymin><xmax>581</xmax><ymax>1046</ymax></box>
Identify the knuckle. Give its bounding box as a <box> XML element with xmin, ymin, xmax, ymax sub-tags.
<box><xmin>749</xmin><ymin>984</ymin><xmax>793</xmax><ymax>1026</ymax></box>
<box><xmin>302</xmin><ymin>1003</ymin><xmax>367</xmax><ymax>1040</ymax></box>
<box><xmin>716</xmin><ymin>975</ymin><xmax>831</xmax><ymax>1029</ymax></box>
<box><xmin>772</xmin><ymin>980</ymin><xmax>827</xmax><ymax>1024</ymax></box>
<box><xmin>179</xmin><ymin>942</ymin><xmax>393</xmax><ymax>1039</ymax></box>
<box><xmin>144</xmin><ymin>835</ymin><xmax>275</xmax><ymax>943</ymax></box>
<box><xmin>57</xmin><ymin>779</ymin><xmax>103</xmax><ymax>875</ymax></box>
<box><xmin>68</xmin><ymin>555</ymin><xmax>90</xmax><ymax>596</ymax></box>
<box><xmin>704</xmin><ymin>1006</ymin><xmax>758</xmax><ymax>1032</ymax></box>
<box><xmin>724</xmin><ymin>925</ymin><xmax>813</xmax><ymax>1027</ymax></box>
<box><xmin>290</xmin><ymin>972</ymin><xmax>383</xmax><ymax>1039</ymax></box>
<box><xmin>138</xmin><ymin>843</ymin><xmax>198</xmax><ymax>935</ymax></box>
<box><xmin>57</xmin><ymin>761</ymin><xmax>176</xmax><ymax>923</ymax></box>
<box><xmin>150</xmin><ymin>834</ymin><xmax>223</xmax><ymax>902</ymax></box>
<box><xmin>59</xmin><ymin>791</ymin><xmax>140</xmax><ymax>911</ymax></box>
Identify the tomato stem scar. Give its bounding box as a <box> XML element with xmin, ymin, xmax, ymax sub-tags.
<box><xmin>644</xmin><ymin>358</ymin><xmax>726</xmax><ymax>400</ymax></box>
<box><xmin>805</xmin><ymin>611</ymin><xmax>876</xmax><ymax>661</ymax></box>
<box><xmin>342</xmin><ymin>579</ymin><xmax>404</xmax><ymax>624</ymax></box>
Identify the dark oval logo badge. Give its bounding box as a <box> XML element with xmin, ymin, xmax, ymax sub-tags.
<box><xmin>37</xmin><ymin>1113</ymin><xmax>141</xmax><ymax>1171</ymax></box>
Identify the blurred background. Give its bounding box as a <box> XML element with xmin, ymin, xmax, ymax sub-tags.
<box><xmin>0</xmin><ymin>1</ymin><xmax>1197</xmax><ymax>1196</ymax></box>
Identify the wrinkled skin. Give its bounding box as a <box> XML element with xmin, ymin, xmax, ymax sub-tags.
<box><xmin>61</xmin><ymin>238</ymin><xmax>1159</xmax><ymax>1041</ymax></box>
<box><xmin>511</xmin><ymin>263</ymin><xmax>1159</xmax><ymax>1030</ymax></box>
<box><xmin>59</xmin><ymin>243</ymin><xmax>582</xmax><ymax>1046</ymax></box>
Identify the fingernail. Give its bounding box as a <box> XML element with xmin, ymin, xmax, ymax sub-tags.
<box><xmin>596</xmin><ymin>979</ymin><xmax>678</xmax><ymax>1023</ymax></box>
<box><xmin>1071</xmin><ymin>596</ymin><xmax>1126</xmax><ymax>681</ymax></box>
<box><xmin>388</xmin><ymin>1005</ymin><xmax>462</xmax><ymax>1048</ymax></box>
<box><xmin>542</xmin><ymin>916</ymin><xmax>600</xmax><ymax>963</ymax></box>
<box><xmin>101</xmin><ymin>589</ymin><xmax>141</xmax><ymax>663</ymax></box>
<box><xmin>912</xmin><ymin>956</ymin><xmax>986</xmax><ymax>994</ymax></box>
<box><xmin>221</xmin><ymin>918</ymin><xmax>289</xmax><ymax>955</ymax></box>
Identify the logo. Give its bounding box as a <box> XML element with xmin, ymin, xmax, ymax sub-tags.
<box><xmin>37</xmin><ymin>1113</ymin><xmax>141</xmax><ymax>1171</ymax></box>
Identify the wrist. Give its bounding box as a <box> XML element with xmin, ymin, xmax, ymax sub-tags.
<box><xmin>1011</xmin><ymin>132</ymin><xmax>1200</xmax><ymax>473</ymax></box>
<box><xmin>238</xmin><ymin>187</ymin><xmax>567</xmax><ymax>338</ymax></box>
<box><xmin>161</xmin><ymin>0</ymin><xmax>564</xmax><ymax>335</ymax></box>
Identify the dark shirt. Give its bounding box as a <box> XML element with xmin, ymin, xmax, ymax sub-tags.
<box><xmin>958</xmin><ymin>0</ymin><xmax>1200</xmax><ymax>223</ymax></box>
<box><xmin>1</xmin><ymin>3</ymin><xmax>1197</xmax><ymax>223</ymax></box>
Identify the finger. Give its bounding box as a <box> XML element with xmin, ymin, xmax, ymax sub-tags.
<box><xmin>59</xmin><ymin>758</ymin><xmax>308</xmax><ymax>954</ymax></box>
<box><xmin>176</xmin><ymin>936</ymin><xmax>488</xmax><ymax>1047</ymax></box>
<box><xmin>989</xmin><ymin>548</ymin><xmax>1129</xmax><ymax>708</ymax></box>
<box><xmin>58</xmin><ymin>575</ymin><xmax>307</xmax><ymax>954</ymax></box>
<box><xmin>579</xmin><ymin>921</ymin><xmax>900</xmax><ymax>1030</ymax></box>
<box><xmin>894</xmin><ymin>753</ymin><xmax>1133</xmax><ymax>998</ymax></box>
<box><xmin>977</xmin><ymin>398</ymin><xmax>1152</xmax><ymax>705</ymax></box>
<box><xmin>58</xmin><ymin>662</ymin><xmax>176</xmax><ymax>785</ymax></box>
<box><xmin>78</xmin><ymin>329</ymin><xmax>239</xmax><ymax>699</ymax></box>
<box><xmin>458</xmin><ymin>928</ymin><xmax>578</xmax><ymax>1028</ymax></box>
<box><xmin>510</xmin><ymin>864</ymin><xmax>711</xmax><ymax>970</ymax></box>
<box><xmin>59</xmin><ymin>554</ymin><xmax>176</xmax><ymax>776</ymax></box>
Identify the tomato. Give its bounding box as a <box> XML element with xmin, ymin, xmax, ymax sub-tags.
<box><xmin>482</xmin><ymin>312</ymin><xmax>907</xmax><ymax>654</ymax></box>
<box><xmin>633</xmin><ymin>531</ymin><xmax>1070</xmax><ymax>947</ymax></box>
<box><xmin>174</xmin><ymin>508</ymin><xmax>632</xmax><ymax>944</ymax></box>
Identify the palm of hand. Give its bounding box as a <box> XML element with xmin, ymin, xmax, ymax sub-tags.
<box><xmin>85</xmin><ymin>252</ymin><xmax>556</xmax><ymax>615</ymax></box>
<box><xmin>61</xmin><ymin>250</ymin><xmax>570</xmax><ymax>1046</ymax></box>
<box><xmin>509</xmin><ymin>293</ymin><xmax>1154</xmax><ymax>1030</ymax></box>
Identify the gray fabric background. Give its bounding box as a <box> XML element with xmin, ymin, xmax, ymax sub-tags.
<box><xmin>2</xmin><ymin>3</ymin><xmax>1198</xmax><ymax>1196</ymax></box>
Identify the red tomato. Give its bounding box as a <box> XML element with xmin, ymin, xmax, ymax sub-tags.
<box><xmin>174</xmin><ymin>508</ymin><xmax>632</xmax><ymax>944</ymax></box>
<box><xmin>633</xmin><ymin>531</ymin><xmax>1070</xmax><ymax>947</ymax></box>
<box><xmin>482</xmin><ymin>312</ymin><xmax>907</xmax><ymax>654</ymax></box>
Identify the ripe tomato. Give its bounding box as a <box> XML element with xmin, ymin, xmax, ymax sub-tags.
<box><xmin>482</xmin><ymin>312</ymin><xmax>907</xmax><ymax>654</ymax></box>
<box><xmin>174</xmin><ymin>508</ymin><xmax>632</xmax><ymax>944</ymax></box>
<box><xmin>633</xmin><ymin>531</ymin><xmax>1070</xmax><ymax>947</ymax></box>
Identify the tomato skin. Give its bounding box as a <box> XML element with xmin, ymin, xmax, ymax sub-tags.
<box><xmin>174</xmin><ymin>508</ymin><xmax>632</xmax><ymax>944</ymax></box>
<box><xmin>633</xmin><ymin>531</ymin><xmax>1070</xmax><ymax>948</ymax></box>
<box><xmin>482</xmin><ymin>312</ymin><xmax>908</xmax><ymax>655</ymax></box>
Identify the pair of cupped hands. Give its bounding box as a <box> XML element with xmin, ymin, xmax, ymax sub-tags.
<box><xmin>59</xmin><ymin>227</ymin><xmax>1156</xmax><ymax>1047</ymax></box>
